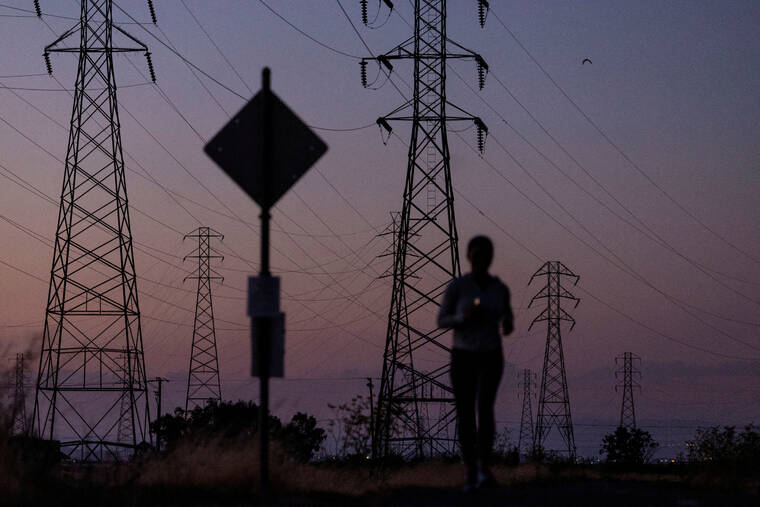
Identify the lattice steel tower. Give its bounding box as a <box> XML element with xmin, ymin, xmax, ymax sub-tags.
<box><xmin>32</xmin><ymin>0</ymin><xmax>156</xmax><ymax>461</ymax></box>
<box><xmin>12</xmin><ymin>353</ymin><xmax>28</xmax><ymax>436</ymax></box>
<box><xmin>361</xmin><ymin>0</ymin><xmax>490</xmax><ymax>459</ymax></box>
<box><xmin>184</xmin><ymin>227</ymin><xmax>223</xmax><ymax>411</ymax></box>
<box><xmin>615</xmin><ymin>352</ymin><xmax>641</xmax><ymax>429</ymax></box>
<box><xmin>517</xmin><ymin>368</ymin><xmax>536</xmax><ymax>456</ymax></box>
<box><xmin>528</xmin><ymin>261</ymin><xmax>580</xmax><ymax>458</ymax></box>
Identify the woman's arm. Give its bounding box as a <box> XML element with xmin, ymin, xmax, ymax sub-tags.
<box><xmin>437</xmin><ymin>279</ymin><xmax>463</xmax><ymax>328</ymax></box>
<box><xmin>502</xmin><ymin>285</ymin><xmax>514</xmax><ymax>335</ymax></box>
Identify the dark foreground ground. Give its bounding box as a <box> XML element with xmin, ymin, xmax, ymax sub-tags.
<box><xmin>3</xmin><ymin>464</ymin><xmax>759</xmax><ymax>507</ymax></box>
<box><xmin>3</xmin><ymin>440</ymin><xmax>758</xmax><ymax>506</ymax></box>
<box><xmin>359</xmin><ymin>480</ymin><xmax>759</xmax><ymax>507</ymax></box>
<box><xmin>4</xmin><ymin>478</ymin><xmax>759</xmax><ymax>507</ymax></box>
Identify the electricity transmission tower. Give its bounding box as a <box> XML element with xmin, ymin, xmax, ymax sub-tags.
<box><xmin>32</xmin><ymin>0</ymin><xmax>156</xmax><ymax>461</ymax></box>
<box><xmin>517</xmin><ymin>368</ymin><xmax>536</xmax><ymax>456</ymax></box>
<box><xmin>183</xmin><ymin>227</ymin><xmax>224</xmax><ymax>411</ymax></box>
<box><xmin>361</xmin><ymin>0</ymin><xmax>490</xmax><ymax>460</ymax></box>
<box><xmin>615</xmin><ymin>352</ymin><xmax>641</xmax><ymax>429</ymax></box>
<box><xmin>12</xmin><ymin>353</ymin><xmax>28</xmax><ymax>436</ymax></box>
<box><xmin>528</xmin><ymin>261</ymin><xmax>580</xmax><ymax>459</ymax></box>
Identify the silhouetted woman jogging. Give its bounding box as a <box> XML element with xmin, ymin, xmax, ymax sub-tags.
<box><xmin>438</xmin><ymin>236</ymin><xmax>514</xmax><ymax>491</ymax></box>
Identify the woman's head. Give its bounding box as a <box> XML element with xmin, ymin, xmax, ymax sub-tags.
<box><xmin>467</xmin><ymin>235</ymin><xmax>493</xmax><ymax>274</ymax></box>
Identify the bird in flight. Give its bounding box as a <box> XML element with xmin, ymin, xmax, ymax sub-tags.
<box><xmin>582</xmin><ymin>58</ymin><xmax>593</xmax><ymax>65</ymax></box>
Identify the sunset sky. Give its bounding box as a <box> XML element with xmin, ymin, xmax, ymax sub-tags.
<box><xmin>0</xmin><ymin>1</ymin><xmax>758</xmax><ymax>457</ymax></box>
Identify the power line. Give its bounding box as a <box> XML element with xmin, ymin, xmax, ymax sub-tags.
<box><xmin>1</xmin><ymin>75</ymin><xmax>376</xmax><ymax>242</ymax></box>
<box><xmin>449</xmin><ymin>65</ymin><xmax>760</xmax><ymax>294</ymax></box>
<box><xmin>489</xmin><ymin>7</ymin><xmax>760</xmax><ymax>268</ymax></box>
<box><xmin>0</xmin><ymin>82</ymin><xmax>151</xmax><ymax>92</ymax></box>
<box><xmin>120</xmin><ymin>8</ymin><xmax>395</xmax><ymax>331</ymax></box>
<box><xmin>115</xmin><ymin>1</ymin><xmax>373</xmax><ymax>132</ymax></box>
<box><xmin>0</xmin><ymin>1</ymin><xmax>148</xmax><ymax>23</ymax></box>
<box><xmin>20</xmin><ymin>28</ymin><xmax>380</xmax><ymax>279</ymax></box>
<box><xmin>0</xmin><ymin>72</ymin><xmax>52</xmax><ymax>78</ymax></box>
<box><xmin>0</xmin><ymin>78</ymin><xmax>385</xmax><ymax>360</ymax></box>
<box><xmin>450</xmin><ymin>129</ymin><xmax>760</xmax><ymax>353</ymax></box>
<box><xmin>400</xmin><ymin>4</ymin><xmax>752</xmax><ymax>328</ymax></box>
<box><xmin>258</xmin><ymin>0</ymin><xmax>362</xmax><ymax>60</ymax></box>
<box><xmin>11</xmin><ymin>0</ymin><xmax>755</xmax><ymax>369</ymax></box>
<box><xmin>167</xmin><ymin>4</ymin><xmax>383</xmax><ymax>255</ymax></box>
<box><xmin>389</xmin><ymin>132</ymin><xmax>760</xmax><ymax>362</ymax></box>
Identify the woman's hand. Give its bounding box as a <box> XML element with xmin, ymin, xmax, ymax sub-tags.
<box><xmin>463</xmin><ymin>300</ymin><xmax>482</xmax><ymax>323</ymax></box>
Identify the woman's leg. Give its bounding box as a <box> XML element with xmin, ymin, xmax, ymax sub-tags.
<box><xmin>451</xmin><ymin>349</ymin><xmax>478</xmax><ymax>482</ymax></box>
<box><xmin>477</xmin><ymin>350</ymin><xmax>504</xmax><ymax>474</ymax></box>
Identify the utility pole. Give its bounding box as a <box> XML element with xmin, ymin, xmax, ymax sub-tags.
<box><xmin>148</xmin><ymin>376</ymin><xmax>169</xmax><ymax>452</ymax></box>
<box><xmin>117</xmin><ymin>354</ymin><xmax>134</xmax><ymax>459</ymax></box>
<box><xmin>32</xmin><ymin>0</ymin><xmax>155</xmax><ymax>462</ymax></box>
<box><xmin>615</xmin><ymin>352</ymin><xmax>641</xmax><ymax>430</ymax></box>
<box><xmin>12</xmin><ymin>353</ymin><xmax>27</xmax><ymax>436</ymax></box>
<box><xmin>363</xmin><ymin>0</ymin><xmax>490</xmax><ymax>461</ymax></box>
<box><xmin>367</xmin><ymin>376</ymin><xmax>375</xmax><ymax>453</ymax></box>
<box><xmin>529</xmin><ymin>261</ymin><xmax>580</xmax><ymax>459</ymax></box>
<box><xmin>183</xmin><ymin>227</ymin><xmax>224</xmax><ymax>411</ymax></box>
<box><xmin>517</xmin><ymin>368</ymin><xmax>535</xmax><ymax>457</ymax></box>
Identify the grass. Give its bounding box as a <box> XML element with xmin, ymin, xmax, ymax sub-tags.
<box><xmin>1</xmin><ymin>434</ymin><xmax>759</xmax><ymax>506</ymax></box>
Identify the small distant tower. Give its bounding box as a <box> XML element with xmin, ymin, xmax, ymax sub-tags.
<box><xmin>517</xmin><ymin>368</ymin><xmax>536</xmax><ymax>456</ymax></box>
<box><xmin>184</xmin><ymin>227</ymin><xmax>224</xmax><ymax>411</ymax></box>
<box><xmin>615</xmin><ymin>352</ymin><xmax>641</xmax><ymax>429</ymax></box>
<box><xmin>378</xmin><ymin>212</ymin><xmax>401</xmax><ymax>280</ymax></box>
<box><xmin>529</xmin><ymin>261</ymin><xmax>580</xmax><ymax>459</ymax></box>
<box><xmin>12</xmin><ymin>353</ymin><xmax>27</xmax><ymax>436</ymax></box>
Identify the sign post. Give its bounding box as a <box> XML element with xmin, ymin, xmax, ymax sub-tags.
<box><xmin>204</xmin><ymin>67</ymin><xmax>327</xmax><ymax>497</ymax></box>
<box><xmin>257</xmin><ymin>67</ymin><xmax>273</xmax><ymax>495</ymax></box>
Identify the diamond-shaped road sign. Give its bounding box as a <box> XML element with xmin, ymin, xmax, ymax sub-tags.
<box><xmin>204</xmin><ymin>83</ymin><xmax>327</xmax><ymax>209</ymax></box>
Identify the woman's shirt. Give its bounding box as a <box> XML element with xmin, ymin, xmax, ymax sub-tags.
<box><xmin>437</xmin><ymin>274</ymin><xmax>514</xmax><ymax>352</ymax></box>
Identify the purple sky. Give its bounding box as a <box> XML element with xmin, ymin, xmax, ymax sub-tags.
<box><xmin>1</xmin><ymin>1</ymin><xmax>758</xmax><ymax>457</ymax></box>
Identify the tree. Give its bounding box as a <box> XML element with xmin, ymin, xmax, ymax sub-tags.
<box><xmin>326</xmin><ymin>395</ymin><xmax>403</xmax><ymax>460</ymax></box>
<box><xmin>688</xmin><ymin>425</ymin><xmax>760</xmax><ymax>466</ymax></box>
<box><xmin>600</xmin><ymin>426</ymin><xmax>658</xmax><ymax>464</ymax></box>
<box><xmin>327</xmin><ymin>395</ymin><xmax>371</xmax><ymax>458</ymax></box>
<box><xmin>279</xmin><ymin>412</ymin><xmax>326</xmax><ymax>463</ymax></box>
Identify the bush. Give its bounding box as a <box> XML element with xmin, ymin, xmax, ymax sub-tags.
<box><xmin>150</xmin><ymin>400</ymin><xmax>325</xmax><ymax>462</ymax></box>
<box><xmin>492</xmin><ymin>426</ymin><xmax>519</xmax><ymax>465</ymax></box>
<box><xmin>600</xmin><ymin>426</ymin><xmax>658</xmax><ymax>464</ymax></box>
